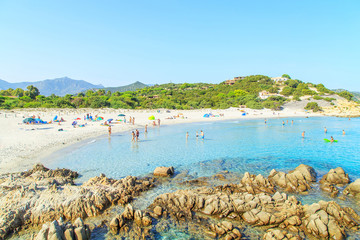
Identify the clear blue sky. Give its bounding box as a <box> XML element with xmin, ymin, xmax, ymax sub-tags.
<box><xmin>0</xmin><ymin>0</ymin><xmax>359</xmax><ymax>90</ymax></box>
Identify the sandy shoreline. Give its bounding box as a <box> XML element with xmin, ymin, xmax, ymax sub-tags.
<box><xmin>0</xmin><ymin>107</ymin><xmax>320</xmax><ymax>174</ymax></box>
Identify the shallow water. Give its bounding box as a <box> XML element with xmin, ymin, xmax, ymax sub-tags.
<box><xmin>41</xmin><ymin>116</ymin><xmax>360</xmax><ymax>239</ymax></box>
<box><xmin>45</xmin><ymin>117</ymin><xmax>360</xmax><ymax>181</ymax></box>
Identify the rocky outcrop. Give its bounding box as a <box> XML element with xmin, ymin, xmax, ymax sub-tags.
<box><xmin>320</xmin><ymin>167</ymin><xmax>350</xmax><ymax>197</ymax></box>
<box><xmin>268</xmin><ymin>164</ymin><xmax>316</xmax><ymax>193</ymax></box>
<box><xmin>343</xmin><ymin>179</ymin><xmax>360</xmax><ymax>197</ymax></box>
<box><xmin>109</xmin><ymin>204</ymin><xmax>154</xmax><ymax>239</ymax></box>
<box><xmin>148</xmin><ymin>182</ymin><xmax>359</xmax><ymax>240</ymax></box>
<box><xmin>153</xmin><ymin>166</ymin><xmax>174</xmax><ymax>177</ymax></box>
<box><xmin>302</xmin><ymin>201</ymin><xmax>360</xmax><ymax>239</ymax></box>
<box><xmin>240</xmin><ymin>172</ymin><xmax>275</xmax><ymax>194</ymax></box>
<box><xmin>263</xmin><ymin>229</ymin><xmax>302</xmax><ymax>240</ymax></box>
<box><xmin>32</xmin><ymin>218</ymin><xmax>91</xmax><ymax>240</ymax></box>
<box><xmin>0</xmin><ymin>164</ymin><xmax>155</xmax><ymax>239</ymax></box>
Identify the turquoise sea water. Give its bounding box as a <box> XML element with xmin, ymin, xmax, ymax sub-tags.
<box><xmin>37</xmin><ymin>117</ymin><xmax>360</xmax><ymax>239</ymax></box>
<box><xmin>45</xmin><ymin>117</ymin><xmax>360</xmax><ymax>182</ymax></box>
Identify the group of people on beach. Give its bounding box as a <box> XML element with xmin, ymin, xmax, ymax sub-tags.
<box><xmin>186</xmin><ymin>130</ymin><xmax>204</xmax><ymax>140</ymax></box>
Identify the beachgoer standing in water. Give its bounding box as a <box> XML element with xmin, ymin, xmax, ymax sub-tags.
<box><xmin>158</xmin><ymin>119</ymin><xmax>160</xmax><ymax>126</ymax></box>
<box><xmin>291</xmin><ymin>120</ymin><xmax>294</xmax><ymax>125</ymax></box>
<box><xmin>343</xmin><ymin>130</ymin><xmax>345</xmax><ymax>135</ymax></box>
<box><xmin>136</xmin><ymin>129</ymin><xmax>139</xmax><ymax>141</ymax></box>
<box><xmin>282</xmin><ymin>121</ymin><xmax>285</xmax><ymax>126</ymax></box>
<box><xmin>324</xmin><ymin>127</ymin><xmax>327</xmax><ymax>134</ymax></box>
<box><xmin>186</xmin><ymin>132</ymin><xmax>189</xmax><ymax>139</ymax></box>
<box><xmin>264</xmin><ymin>119</ymin><xmax>267</xmax><ymax>124</ymax></box>
<box><xmin>330</xmin><ymin>136</ymin><xmax>334</xmax><ymax>143</ymax></box>
<box><xmin>302</xmin><ymin>131</ymin><xmax>305</xmax><ymax>138</ymax></box>
<box><xmin>108</xmin><ymin>126</ymin><xmax>111</xmax><ymax>136</ymax></box>
<box><xmin>196</xmin><ymin>131</ymin><xmax>198</xmax><ymax>138</ymax></box>
<box><xmin>200</xmin><ymin>130</ymin><xmax>204</xmax><ymax>139</ymax></box>
<box><xmin>145</xmin><ymin>124</ymin><xmax>148</xmax><ymax>133</ymax></box>
<box><xmin>131</xmin><ymin>131</ymin><xmax>135</xmax><ymax>142</ymax></box>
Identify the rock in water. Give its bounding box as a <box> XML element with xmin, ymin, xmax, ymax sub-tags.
<box><xmin>153</xmin><ymin>167</ymin><xmax>174</xmax><ymax>177</ymax></box>
<box><xmin>343</xmin><ymin>179</ymin><xmax>360</xmax><ymax>197</ymax></box>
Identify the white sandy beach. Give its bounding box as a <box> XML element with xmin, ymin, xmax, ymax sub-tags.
<box><xmin>0</xmin><ymin>107</ymin><xmax>320</xmax><ymax>174</ymax></box>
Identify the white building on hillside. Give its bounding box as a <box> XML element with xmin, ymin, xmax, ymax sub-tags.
<box><xmin>271</xmin><ymin>77</ymin><xmax>289</xmax><ymax>82</ymax></box>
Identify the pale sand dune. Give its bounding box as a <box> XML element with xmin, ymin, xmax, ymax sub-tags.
<box><xmin>0</xmin><ymin>107</ymin><xmax>316</xmax><ymax>174</ymax></box>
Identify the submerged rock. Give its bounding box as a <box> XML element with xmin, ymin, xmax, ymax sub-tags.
<box><xmin>32</xmin><ymin>218</ymin><xmax>91</xmax><ymax>240</ymax></box>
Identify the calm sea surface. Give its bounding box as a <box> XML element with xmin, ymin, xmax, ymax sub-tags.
<box><xmin>45</xmin><ymin>117</ymin><xmax>360</xmax><ymax>182</ymax></box>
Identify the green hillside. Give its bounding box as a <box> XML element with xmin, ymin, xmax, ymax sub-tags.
<box><xmin>0</xmin><ymin>75</ymin><xmax>355</xmax><ymax>109</ymax></box>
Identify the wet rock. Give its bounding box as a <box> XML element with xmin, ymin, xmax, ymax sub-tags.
<box><xmin>320</xmin><ymin>167</ymin><xmax>349</xmax><ymax>186</ymax></box>
<box><xmin>109</xmin><ymin>204</ymin><xmax>154</xmax><ymax>238</ymax></box>
<box><xmin>34</xmin><ymin>218</ymin><xmax>90</xmax><ymax>240</ymax></box>
<box><xmin>343</xmin><ymin>179</ymin><xmax>360</xmax><ymax>197</ymax></box>
<box><xmin>153</xmin><ymin>166</ymin><xmax>174</xmax><ymax>177</ymax></box>
<box><xmin>320</xmin><ymin>167</ymin><xmax>350</xmax><ymax>197</ymax></box>
<box><xmin>268</xmin><ymin>164</ymin><xmax>316</xmax><ymax>193</ymax></box>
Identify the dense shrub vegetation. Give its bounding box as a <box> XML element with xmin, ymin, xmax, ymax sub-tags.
<box><xmin>0</xmin><ymin>75</ymin><xmax>344</xmax><ymax>110</ymax></box>
<box><xmin>305</xmin><ymin>102</ymin><xmax>322</xmax><ymax>112</ymax></box>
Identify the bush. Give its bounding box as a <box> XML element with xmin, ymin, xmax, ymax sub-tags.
<box><xmin>313</xmin><ymin>95</ymin><xmax>323</xmax><ymax>100</ymax></box>
<box><xmin>305</xmin><ymin>102</ymin><xmax>322</xmax><ymax>112</ymax></box>
<box><xmin>338</xmin><ymin>91</ymin><xmax>353</xmax><ymax>101</ymax></box>
<box><xmin>246</xmin><ymin>100</ymin><xmax>263</xmax><ymax>109</ymax></box>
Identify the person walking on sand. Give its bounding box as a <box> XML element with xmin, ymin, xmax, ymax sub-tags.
<box><xmin>136</xmin><ymin>129</ymin><xmax>139</xmax><ymax>141</ymax></box>
<box><xmin>302</xmin><ymin>131</ymin><xmax>305</xmax><ymax>138</ymax></box>
<box><xmin>145</xmin><ymin>124</ymin><xmax>148</xmax><ymax>133</ymax></box>
<box><xmin>200</xmin><ymin>130</ymin><xmax>204</xmax><ymax>139</ymax></box>
<box><xmin>133</xmin><ymin>117</ymin><xmax>135</xmax><ymax>125</ymax></box>
<box><xmin>108</xmin><ymin>125</ymin><xmax>112</xmax><ymax>136</ymax></box>
<box><xmin>324</xmin><ymin>127</ymin><xmax>327</xmax><ymax>134</ymax></box>
<box><xmin>129</xmin><ymin>117</ymin><xmax>132</xmax><ymax>124</ymax></box>
<box><xmin>131</xmin><ymin>131</ymin><xmax>135</xmax><ymax>142</ymax></box>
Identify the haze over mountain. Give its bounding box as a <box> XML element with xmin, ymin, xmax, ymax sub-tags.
<box><xmin>0</xmin><ymin>77</ymin><xmax>104</xmax><ymax>96</ymax></box>
<box><xmin>93</xmin><ymin>81</ymin><xmax>148</xmax><ymax>93</ymax></box>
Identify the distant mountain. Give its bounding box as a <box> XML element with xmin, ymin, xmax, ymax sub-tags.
<box><xmin>332</xmin><ymin>89</ymin><xmax>360</xmax><ymax>101</ymax></box>
<box><xmin>96</xmin><ymin>81</ymin><xmax>148</xmax><ymax>93</ymax></box>
<box><xmin>0</xmin><ymin>77</ymin><xmax>103</xmax><ymax>96</ymax></box>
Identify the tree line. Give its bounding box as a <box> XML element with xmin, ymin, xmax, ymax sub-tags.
<box><xmin>0</xmin><ymin>75</ymin><xmax>354</xmax><ymax>110</ymax></box>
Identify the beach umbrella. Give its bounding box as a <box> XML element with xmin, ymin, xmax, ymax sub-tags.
<box><xmin>203</xmin><ymin>114</ymin><xmax>209</xmax><ymax>118</ymax></box>
<box><xmin>107</xmin><ymin>119</ymin><xmax>113</xmax><ymax>122</ymax></box>
<box><xmin>118</xmin><ymin>114</ymin><xmax>126</xmax><ymax>117</ymax></box>
<box><xmin>242</xmin><ymin>113</ymin><xmax>246</xmax><ymax>116</ymax></box>
<box><xmin>148</xmin><ymin>115</ymin><xmax>155</xmax><ymax>120</ymax></box>
<box><xmin>53</xmin><ymin>115</ymin><xmax>58</xmax><ymax>121</ymax></box>
<box><xmin>97</xmin><ymin>117</ymin><xmax>104</xmax><ymax>121</ymax></box>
